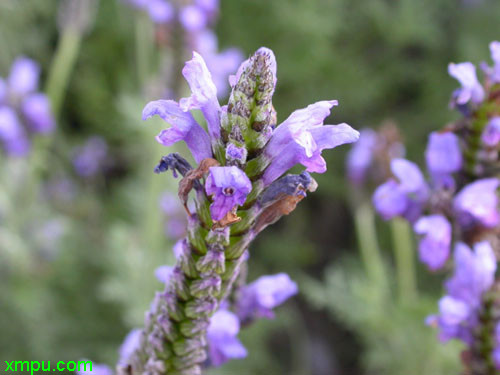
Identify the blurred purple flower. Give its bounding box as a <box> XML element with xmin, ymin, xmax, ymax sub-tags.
<box><xmin>237</xmin><ymin>273</ymin><xmax>298</xmax><ymax>322</ymax></box>
<box><xmin>159</xmin><ymin>192</ymin><xmax>187</xmax><ymax>239</ymax></box>
<box><xmin>482</xmin><ymin>41</ymin><xmax>500</xmax><ymax>84</ymax></box>
<box><xmin>119</xmin><ymin>329</ymin><xmax>142</xmax><ymax>366</ymax></box>
<box><xmin>428</xmin><ymin>241</ymin><xmax>497</xmax><ymax>344</ymax></box>
<box><xmin>207</xmin><ymin>309</ymin><xmax>247</xmax><ymax>367</ymax></box>
<box><xmin>373</xmin><ymin>158</ymin><xmax>429</xmax><ymax>222</ymax></box>
<box><xmin>8</xmin><ymin>57</ymin><xmax>40</xmax><ymax>97</ymax></box>
<box><xmin>453</xmin><ymin>178</ymin><xmax>500</xmax><ymax>228</ymax></box>
<box><xmin>179</xmin><ymin>5</ymin><xmax>207</xmax><ymax>32</ymax></box>
<box><xmin>481</xmin><ymin>117</ymin><xmax>500</xmax><ymax>147</ymax></box>
<box><xmin>154</xmin><ymin>265</ymin><xmax>174</xmax><ymax>284</ymax></box>
<box><xmin>205</xmin><ymin>166</ymin><xmax>252</xmax><ymax>221</ymax></box>
<box><xmin>143</xmin><ymin>99</ymin><xmax>212</xmax><ymax>163</ymax></box>
<box><xmin>425</xmin><ymin>132</ymin><xmax>462</xmax><ymax>184</ymax></box>
<box><xmin>73</xmin><ymin>136</ymin><xmax>108</xmax><ymax>177</ymax></box>
<box><xmin>0</xmin><ymin>106</ymin><xmax>30</xmax><ymax>156</ymax></box>
<box><xmin>123</xmin><ymin>0</ymin><xmax>173</xmax><ymax>24</ymax></box>
<box><xmin>414</xmin><ymin>215</ymin><xmax>452</xmax><ymax>270</ymax></box>
<box><xmin>346</xmin><ymin>128</ymin><xmax>377</xmax><ymax>185</ymax></box>
<box><xmin>448</xmin><ymin>62</ymin><xmax>485</xmax><ymax>105</ymax></box>
<box><xmin>262</xmin><ymin>100</ymin><xmax>359</xmax><ymax>185</ymax></box>
<box><xmin>22</xmin><ymin>93</ymin><xmax>55</xmax><ymax>133</ymax></box>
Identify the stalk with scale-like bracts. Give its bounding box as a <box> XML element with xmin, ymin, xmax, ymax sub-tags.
<box><xmin>115</xmin><ymin>47</ymin><xmax>359</xmax><ymax>375</ymax></box>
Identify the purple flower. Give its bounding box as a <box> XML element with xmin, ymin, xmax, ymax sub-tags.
<box><xmin>425</xmin><ymin>132</ymin><xmax>462</xmax><ymax>179</ymax></box>
<box><xmin>481</xmin><ymin>117</ymin><xmax>500</xmax><ymax>147</ymax></box>
<box><xmin>22</xmin><ymin>93</ymin><xmax>55</xmax><ymax>133</ymax></box>
<box><xmin>205</xmin><ymin>166</ymin><xmax>252</xmax><ymax>220</ymax></box>
<box><xmin>154</xmin><ymin>265</ymin><xmax>174</xmax><ymax>284</ymax></box>
<box><xmin>8</xmin><ymin>57</ymin><xmax>40</xmax><ymax>97</ymax></box>
<box><xmin>482</xmin><ymin>41</ymin><xmax>500</xmax><ymax>84</ymax></box>
<box><xmin>207</xmin><ymin>309</ymin><xmax>247</xmax><ymax>367</ymax></box>
<box><xmin>179</xmin><ymin>5</ymin><xmax>207</xmax><ymax>32</ymax></box>
<box><xmin>77</xmin><ymin>362</ymin><xmax>113</xmax><ymax>375</ymax></box>
<box><xmin>237</xmin><ymin>273</ymin><xmax>298</xmax><ymax>322</ymax></box>
<box><xmin>179</xmin><ymin>52</ymin><xmax>221</xmax><ymax>142</ymax></box>
<box><xmin>262</xmin><ymin>101</ymin><xmax>359</xmax><ymax>185</ymax></box>
<box><xmin>453</xmin><ymin>178</ymin><xmax>500</xmax><ymax>228</ymax></box>
<box><xmin>143</xmin><ymin>99</ymin><xmax>212</xmax><ymax>163</ymax></box>
<box><xmin>448</xmin><ymin>62</ymin><xmax>485</xmax><ymax>105</ymax></box>
<box><xmin>414</xmin><ymin>215</ymin><xmax>452</xmax><ymax>270</ymax></box>
<box><xmin>119</xmin><ymin>329</ymin><xmax>142</xmax><ymax>365</ymax></box>
<box><xmin>445</xmin><ymin>241</ymin><xmax>497</xmax><ymax>308</ymax></box>
<box><xmin>346</xmin><ymin>128</ymin><xmax>377</xmax><ymax>185</ymax></box>
<box><xmin>428</xmin><ymin>241</ymin><xmax>496</xmax><ymax>344</ymax></box>
<box><xmin>0</xmin><ymin>106</ymin><xmax>30</xmax><ymax>156</ymax></box>
<box><xmin>147</xmin><ymin>0</ymin><xmax>174</xmax><ymax>24</ymax></box>
<box><xmin>373</xmin><ymin>158</ymin><xmax>429</xmax><ymax>222</ymax></box>
<box><xmin>73</xmin><ymin>136</ymin><xmax>108</xmax><ymax>177</ymax></box>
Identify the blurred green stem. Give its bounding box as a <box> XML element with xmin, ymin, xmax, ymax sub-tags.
<box><xmin>354</xmin><ymin>201</ymin><xmax>388</xmax><ymax>293</ymax></box>
<box><xmin>46</xmin><ymin>29</ymin><xmax>82</xmax><ymax>118</ymax></box>
<box><xmin>135</xmin><ymin>14</ymin><xmax>152</xmax><ymax>89</ymax></box>
<box><xmin>390</xmin><ymin>218</ymin><xmax>417</xmax><ymax>303</ymax></box>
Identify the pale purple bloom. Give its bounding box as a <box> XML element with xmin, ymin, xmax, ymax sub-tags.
<box><xmin>8</xmin><ymin>57</ymin><xmax>40</xmax><ymax>97</ymax></box>
<box><xmin>428</xmin><ymin>241</ymin><xmax>497</xmax><ymax>344</ymax></box>
<box><xmin>425</xmin><ymin>132</ymin><xmax>462</xmax><ymax>177</ymax></box>
<box><xmin>77</xmin><ymin>362</ymin><xmax>113</xmax><ymax>375</ymax></box>
<box><xmin>448</xmin><ymin>62</ymin><xmax>485</xmax><ymax>105</ymax></box>
<box><xmin>445</xmin><ymin>241</ymin><xmax>497</xmax><ymax>308</ymax></box>
<box><xmin>172</xmin><ymin>239</ymin><xmax>184</xmax><ymax>260</ymax></box>
<box><xmin>119</xmin><ymin>329</ymin><xmax>142</xmax><ymax>365</ymax></box>
<box><xmin>22</xmin><ymin>93</ymin><xmax>55</xmax><ymax>133</ymax></box>
<box><xmin>0</xmin><ymin>106</ymin><xmax>30</xmax><ymax>156</ymax></box>
<box><xmin>205</xmin><ymin>166</ymin><xmax>252</xmax><ymax>220</ymax></box>
<box><xmin>155</xmin><ymin>265</ymin><xmax>173</xmax><ymax>284</ymax></box>
<box><xmin>179</xmin><ymin>52</ymin><xmax>221</xmax><ymax>141</ymax></box>
<box><xmin>160</xmin><ymin>192</ymin><xmax>186</xmax><ymax>239</ymax></box>
<box><xmin>207</xmin><ymin>309</ymin><xmax>247</xmax><ymax>367</ymax></box>
<box><xmin>453</xmin><ymin>178</ymin><xmax>500</xmax><ymax>228</ymax></box>
<box><xmin>414</xmin><ymin>215</ymin><xmax>452</xmax><ymax>270</ymax></box>
<box><xmin>346</xmin><ymin>128</ymin><xmax>377</xmax><ymax>185</ymax></box>
<box><xmin>237</xmin><ymin>273</ymin><xmax>298</xmax><ymax>322</ymax></box>
<box><xmin>179</xmin><ymin>5</ymin><xmax>207</xmax><ymax>32</ymax></box>
<box><xmin>481</xmin><ymin>117</ymin><xmax>500</xmax><ymax>147</ymax></box>
<box><xmin>482</xmin><ymin>41</ymin><xmax>500</xmax><ymax>83</ymax></box>
<box><xmin>73</xmin><ymin>136</ymin><xmax>108</xmax><ymax>177</ymax></box>
<box><xmin>147</xmin><ymin>0</ymin><xmax>174</xmax><ymax>24</ymax></box>
<box><xmin>373</xmin><ymin>158</ymin><xmax>429</xmax><ymax>222</ymax></box>
<box><xmin>262</xmin><ymin>101</ymin><xmax>359</xmax><ymax>185</ymax></box>
<box><xmin>143</xmin><ymin>99</ymin><xmax>212</xmax><ymax>163</ymax></box>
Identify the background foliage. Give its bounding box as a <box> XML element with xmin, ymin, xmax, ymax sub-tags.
<box><xmin>1</xmin><ymin>0</ymin><xmax>499</xmax><ymax>374</ymax></box>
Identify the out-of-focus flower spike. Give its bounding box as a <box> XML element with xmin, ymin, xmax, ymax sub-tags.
<box><xmin>448</xmin><ymin>62</ymin><xmax>485</xmax><ymax>105</ymax></box>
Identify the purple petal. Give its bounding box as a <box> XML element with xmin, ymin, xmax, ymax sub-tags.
<box><xmin>425</xmin><ymin>132</ymin><xmax>462</xmax><ymax>175</ymax></box>
<box><xmin>8</xmin><ymin>57</ymin><xmax>40</xmax><ymax>96</ymax></box>
<box><xmin>146</xmin><ymin>0</ymin><xmax>174</xmax><ymax>23</ymax></box>
<box><xmin>488</xmin><ymin>41</ymin><xmax>500</xmax><ymax>83</ymax></box>
<box><xmin>346</xmin><ymin>128</ymin><xmax>377</xmax><ymax>185</ymax></box>
<box><xmin>22</xmin><ymin>93</ymin><xmax>56</xmax><ymax>133</ymax></box>
<box><xmin>179</xmin><ymin>52</ymin><xmax>221</xmax><ymax>141</ymax></box>
<box><xmin>205</xmin><ymin>166</ymin><xmax>252</xmax><ymax>220</ymax></box>
<box><xmin>119</xmin><ymin>329</ymin><xmax>142</xmax><ymax>365</ymax></box>
<box><xmin>390</xmin><ymin>158</ymin><xmax>427</xmax><ymax>196</ymax></box>
<box><xmin>453</xmin><ymin>178</ymin><xmax>500</xmax><ymax>228</ymax></box>
<box><xmin>179</xmin><ymin>5</ymin><xmax>207</xmax><ymax>32</ymax></box>
<box><xmin>481</xmin><ymin>117</ymin><xmax>500</xmax><ymax>147</ymax></box>
<box><xmin>143</xmin><ymin>99</ymin><xmax>212</xmax><ymax>163</ymax></box>
<box><xmin>448</xmin><ymin>62</ymin><xmax>485</xmax><ymax>105</ymax></box>
<box><xmin>154</xmin><ymin>265</ymin><xmax>174</xmax><ymax>284</ymax></box>
<box><xmin>414</xmin><ymin>215</ymin><xmax>451</xmax><ymax>270</ymax></box>
<box><xmin>0</xmin><ymin>106</ymin><xmax>30</xmax><ymax>156</ymax></box>
<box><xmin>438</xmin><ymin>296</ymin><xmax>470</xmax><ymax>326</ymax></box>
<box><xmin>372</xmin><ymin>180</ymin><xmax>408</xmax><ymax>220</ymax></box>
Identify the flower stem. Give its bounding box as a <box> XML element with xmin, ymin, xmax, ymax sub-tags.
<box><xmin>354</xmin><ymin>201</ymin><xmax>388</xmax><ymax>293</ymax></box>
<box><xmin>390</xmin><ymin>218</ymin><xmax>417</xmax><ymax>304</ymax></box>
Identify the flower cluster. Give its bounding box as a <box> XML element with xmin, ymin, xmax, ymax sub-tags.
<box><xmin>113</xmin><ymin>47</ymin><xmax>358</xmax><ymax>375</ymax></box>
<box><xmin>0</xmin><ymin>57</ymin><xmax>55</xmax><ymax>156</ymax></box>
<box><xmin>370</xmin><ymin>41</ymin><xmax>500</xmax><ymax>372</ymax></box>
<box><xmin>122</xmin><ymin>0</ymin><xmax>243</xmax><ymax>97</ymax></box>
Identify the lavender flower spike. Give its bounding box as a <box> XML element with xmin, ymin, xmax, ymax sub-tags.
<box><xmin>143</xmin><ymin>99</ymin><xmax>212</xmax><ymax>163</ymax></box>
<box><xmin>207</xmin><ymin>309</ymin><xmax>247</xmax><ymax>367</ymax></box>
<box><xmin>448</xmin><ymin>62</ymin><xmax>485</xmax><ymax>105</ymax></box>
<box><xmin>205</xmin><ymin>166</ymin><xmax>252</xmax><ymax>221</ymax></box>
<box><xmin>414</xmin><ymin>215</ymin><xmax>452</xmax><ymax>270</ymax></box>
<box><xmin>262</xmin><ymin>101</ymin><xmax>359</xmax><ymax>185</ymax></box>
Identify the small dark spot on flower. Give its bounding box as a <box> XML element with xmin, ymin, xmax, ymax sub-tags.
<box><xmin>223</xmin><ymin>187</ymin><xmax>235</xmax><ymax>196</ymax></box>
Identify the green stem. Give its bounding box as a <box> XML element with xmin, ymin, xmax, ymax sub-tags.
<box><xmin>390</xmin><ymin>218</ymin><xmax>417</xmax><ymax>304</ymax></box>
<box><xmin>354</xmin><ymin>201</ymin><xmax>388</xmax><ymax>294</ymax></box>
